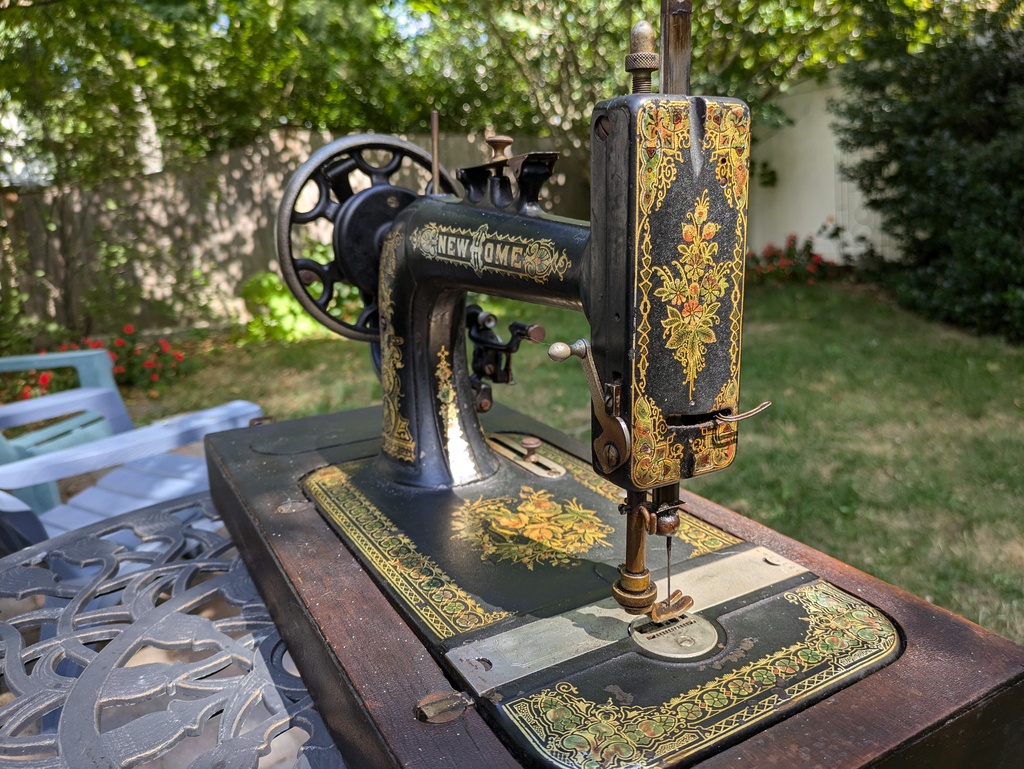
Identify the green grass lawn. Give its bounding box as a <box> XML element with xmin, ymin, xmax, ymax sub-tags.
<box><xmin>132</xmin><ymin>282</ymin><xmax>1024</xmax><ymax>643</ymax></box>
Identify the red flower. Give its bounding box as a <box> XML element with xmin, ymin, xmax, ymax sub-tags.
<box><xmin>88</xmin><ymin>340</ymin><xmax>103</xmax><ymax>349</ymax></box>
<box><xmin>172</xmin><ymin>351</ymin><xmax>185</xmax><ymax>362</ymax></box>
<box><xmin>114</xmin><ymin>338</ymin><xmax>125</xmax><ymax>347</ymax></box>
<box><xmin>58</xmin><ymin>344</ymin><xmax>69</xmax><ymax>351</ymax></box>
<box><xmin>38</xmin><ymin>371</ymin><xmax>53</xmax><ymax>388</ymax></box>
<box><xmin>123</xmin><ymin>324</ymin><xmax>135</xmax><ymax>335</ymax></box>
<box><xmin>113</xmin><ymin>365</ymin><xmax>126</xmax><ymax>374</ymax></box>
<box><xmin>159</xmin><ymin>338</ymin><xmax>171</xmax><ymax>354</ymax></box>
<box><xmin>807</xmin><ymin>263</ymin><xmax>818</xmax><ymax>273</ymax></box>
<box><xmin>108</xmin><ymin>350</ymin><xmax>117</xmax><ymax>361</ymax></box>
<box><xmin>150</xmin><ymin>373</ymin><xmax>160</xmax><ymax>382</ymax></box>
<box><xmin>143</xmin><ymin>359</ymin><xmax>156</xmax><ymax>369</ymax></box>
<box><xmin>811</xmin><ymin>254</ymin><xmax>824</xmax><ymax>265</ymax></box>
<box><xmin>20</xmin><ymin>385</ymin><xmax>31</xmax><ymax>400</ymax></box>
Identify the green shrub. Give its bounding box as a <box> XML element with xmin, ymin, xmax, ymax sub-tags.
<box><xmin>240</xmin><ymin>271</ymin><xmax>332</xmax><ymax>342</ymax></box>
<box><xmin>0</xmin><ymin>326</ymin><xmax>193</xmax><ymax>403</ymax></box>
<box><xmin>831</xmin><ymin>2</ymin><xmax>1024</xmax><ymax>341</ymax></box>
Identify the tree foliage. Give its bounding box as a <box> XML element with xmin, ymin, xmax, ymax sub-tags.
<box><xmin>1</xmin><ymin>0</ymin><xmax>892</xmax><ymax>188</ymax></box>
<box><xmin>0</xmin><ymin>0</ymin><xmax>417</xmax><ymax>187</ymax></box>
<box><xmin>832</xmin><ymin>0</ymin><xmax>1024</xmax><ymax>341</ymax></box>
<box><xmin>399</xmin><ymin>0</ymin><xmax>869</xmax><ymax>150</ymax></box>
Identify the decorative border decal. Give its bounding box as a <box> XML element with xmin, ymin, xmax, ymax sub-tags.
<box><xmin>410</xmin><ymin>222</ymin><xmax>571</xmax><ymax>284</ymax></box>
<box><xmin>504</xmin><ymin>582</ymin><xmax>898</xmax><ymax>769</ymax></box>
<box><xmin>379</xmin><ymin>229</ymin><xmax>416</xmax><ymax>462</ymax></box>
<box><xmin>436</xmin><ymin>345</ymin><xmax>479</xmax><ymax>484</ymax></box>
<box><xmin>630</xmin><ymin>102</ymin><xmax>691</xmax><ymax>488</ymax></box>
<box><xmin>306</xmin><ymin>465</ymin><xmax>511</xmax><ymax>640</ymax></box>
<box><xmin>629</xmin><ymin>99</ymin><xmax>751</xmax><ymax>486</ymax></box>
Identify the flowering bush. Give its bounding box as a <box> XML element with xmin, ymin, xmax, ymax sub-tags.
<box><xmin>103</xmin><ymin>324</ymin><xmax>190</xmax><ymax>389</ymax></box>
<box><xmin>0</xmin><ymin>325</ymin><xmax>191</xmax><ymax>402</ymax></box>
<box><xmin>746</xmin><ymin>234</ymin><xmax>843</xmax><ymax>286</ymax></box>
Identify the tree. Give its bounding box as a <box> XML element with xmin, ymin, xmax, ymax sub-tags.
<box><xmin>397</xmin><ymin>0</ymin><xmax>872</xmax><ymax>151</ymax></box>
<box><xmin>0</xmin><ymin>0</ymin><xmax>417</xmax><ymax>187</ymax></box>
<box><xmin>831</xmin><ymin>0</ymin><xmax>1024</xmax><ymax>341</ymax></box>
<box><xmin>0</xmin><ymin>0</ymin><xmax>427</xmax><ymax>336</ymax></box>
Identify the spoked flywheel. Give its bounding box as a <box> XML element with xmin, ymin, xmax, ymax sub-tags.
<box><xmin>276</xmin><ymin>135</ymin><xmax>457</xmax><ymax>342</ymax></box>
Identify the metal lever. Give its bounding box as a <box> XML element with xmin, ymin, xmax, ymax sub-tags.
<box><xmin>548</xmin><ymin>339</ymin><xmax>630</xmax><ymax>473</ymax></box>
<box><xmin>717</xmin><ymin>401</ymin><xmax>772</xmax><ymax>424</ymax></box>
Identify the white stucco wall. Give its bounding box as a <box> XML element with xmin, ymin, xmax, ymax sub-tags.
<box><xmin>748</xmin><ymin>78</ymin><xmax>896</xmax><ymax>262</ymax></box>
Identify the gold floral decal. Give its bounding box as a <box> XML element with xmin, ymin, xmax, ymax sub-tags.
<box><xmin>630</xmin><ymin>101</ymin><xmax>691</xmax><ymax>488</ymax></box>
<box><xmin>411</xmin><ymin>222</ymin><xmax>571</xmax><ymax>284</ymax></box>
<box><xmin>691</xmin><ymin>101</ymin><xmax>751</xmax><ymax>474</ymax></box>
<box><xmin>703</xmin><ymin>101</ymin><xmax>751</xmax><ymax>211</ymax></box>
<box><xmin>436</xmin><ymin>345</ymin><xmax>478</xmax><ymax>484</ymax></box>
<box><xmin>379</xmin><ymin>229</ymin><xmax>415</xmax><ymax>462</ymax></box>
<box><xmin>674</xmin><ymin>513</ymin><xmax>741</xmax><ymax>558</ymax></box>
<box><xmin>509</xmin><ymin>435</ymin><xmax>740</xmax><ymax>560</ymax></box>
<box><xmin>306</xmin><ymin>465</ymin><xmax>510</xmax><ymax>639</ymax></box>
<box><xmin>451</xmin><ymin>486</ymin><xmax>614</xmax><ymax>570</ymax></box>
<box><xmin>654</xmin><ymin>190</ymin><xmax>730</xmax><ymax>399</ymax></box>
<box><xmin>505</xmin><ymin>582</ymin><xmax>897</xmax><ymax>769</ymax></box>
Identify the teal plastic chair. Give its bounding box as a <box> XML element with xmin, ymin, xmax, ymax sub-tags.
<box><xmin>0</xmin><ymin>350</ymin><xmax>262</xmax><ymax>542</ymax></box>
<box><xmin>0</xmin><ymin>350</ymin><xmax>134</xmax><ymax>512</ymax></box>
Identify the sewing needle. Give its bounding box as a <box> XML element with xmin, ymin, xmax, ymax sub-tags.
<box><xmin>666</xmin><ymin>534</ymin><xmax>672</xmax><ymax>598</ymax></box>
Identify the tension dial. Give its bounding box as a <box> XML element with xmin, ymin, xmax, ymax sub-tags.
<box><xmin>276</xmin><ymin>135</ymin><xmax>458</xmax><ymax>341</ymax></box>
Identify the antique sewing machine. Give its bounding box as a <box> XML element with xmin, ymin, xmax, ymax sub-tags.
<box><xmin>208</xmin><ymin>4</ymin><xmax>1024</xmax><ymax>767</ymax></box>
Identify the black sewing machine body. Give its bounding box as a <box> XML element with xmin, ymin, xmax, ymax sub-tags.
<box><xmin>207</xmin><ymin>86</ymin><xmax>908</xmax><ymax>767</ymax></box>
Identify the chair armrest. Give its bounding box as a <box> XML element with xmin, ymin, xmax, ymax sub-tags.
<box><xmin>0</xmin><ymin>490</ymin><xmax>31</xmax><ymax>514</ymax></box>
<box><xmin>0</xmin><ymin>388</ymin><xmax>134</xmax><ymax>433</ymax></box>
<box><xmin>0</xmin><ymin>350</ymin><xmax>118</xmax><ymax>390</ymax></box>
<box><xmin>0</xmin><ymin>400</ymin><xmax>261</xmax><ymax>490</ymax></box>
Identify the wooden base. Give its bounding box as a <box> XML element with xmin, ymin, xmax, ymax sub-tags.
<box><xmin>208</xmin><ymin>407</ymin><xmax>1024</xmax><ymax>768</ymax></box>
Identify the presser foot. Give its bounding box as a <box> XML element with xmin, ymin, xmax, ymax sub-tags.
<box><xmin>650</xmin><ymin>589</ymin><xmax>694</xmax><ymax>622</ymax></box>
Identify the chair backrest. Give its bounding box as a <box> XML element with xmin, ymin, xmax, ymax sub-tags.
<box><xmin>1</xmin><ymin>349</ymin><xmax>129</xmax><ymax>513</ymax></box>
<box><xmin>0</xmin><ymin>349</ymin><xmax>119</xmax><ymax>390</ymax></box>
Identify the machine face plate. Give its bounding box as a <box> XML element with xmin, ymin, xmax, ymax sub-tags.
<box><xmin>303</xmin><ymin>432</ymin><xmax>901</xmax><ymax>768</ymax></box>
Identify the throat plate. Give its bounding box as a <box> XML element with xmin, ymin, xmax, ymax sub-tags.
<box><xmin>629</xmin><ymin>613</ymin><xmax>720</xmax><ymax>659</ymax></box>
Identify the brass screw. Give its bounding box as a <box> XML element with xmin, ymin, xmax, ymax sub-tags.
<box><xmin>625</xmin><ymin>20</ymin><xmax>659</xmax><ymax>94</ymax></box>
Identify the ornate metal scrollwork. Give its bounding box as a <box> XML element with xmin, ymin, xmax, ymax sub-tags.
<box><xmin>0</xmin><ymin>495</ymin><xmax>344</xmax><ymax>768</ymax></box>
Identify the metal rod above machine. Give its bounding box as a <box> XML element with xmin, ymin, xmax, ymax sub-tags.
<box><xmin>660</xmin><ymin>0</ymin><xmax>693</xmax><ymax>95</ymax></box>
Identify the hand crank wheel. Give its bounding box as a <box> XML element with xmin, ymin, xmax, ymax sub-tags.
<box><xmin>276</xmin><ymin>135</ymin><xmax>457</xmax><ymax>342</ymax></box>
